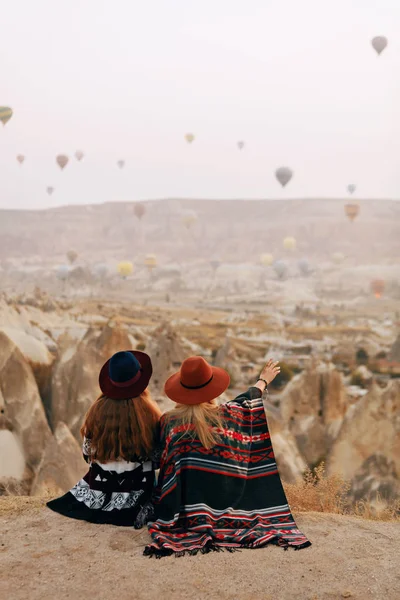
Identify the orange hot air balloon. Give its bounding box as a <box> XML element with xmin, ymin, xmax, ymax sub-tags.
<box><xmin>371</xmin><ymin>279</ymin><xmax>385</xmax><ymax>299</ymax></box>
<box><xmin>56</xmin><ymin>154</ymin><xmax>69</xmax><ymax>170</ymax></box>
<box><xmin>134</xmin><ymin>202</ymin><xmax>146</xmax><ymax>220</ymax></box>
<box><xmin>345</xmin><ymin>203</ymin><xmax>359</xmax><ymax>222</ymax></box>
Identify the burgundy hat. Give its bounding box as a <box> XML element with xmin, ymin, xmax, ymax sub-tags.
<box><xmin>164</xmin><ymin>356</ymin><xmax>230</xmax><ymax>405</ymax></box>
<box><xmin>99</xmin><ymin>350</ymin><xmax>152</xmax><ymax>400</ymax></box>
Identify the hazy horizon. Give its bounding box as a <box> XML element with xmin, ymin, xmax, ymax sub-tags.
<box><xmin>1</xmin><ymin>0</ymin><xmax>399</xmax><ymax>209</ymax></box>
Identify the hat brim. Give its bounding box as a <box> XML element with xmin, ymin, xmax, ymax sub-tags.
<box><xmin>164</xmin><ymin>366</ymin><xmax>230</xmax><ymax>405</ymax></box>
<box><xmin>99</xmin><ymin>351</ymin><xmax>153</xmax><ymax>400</ymax></box>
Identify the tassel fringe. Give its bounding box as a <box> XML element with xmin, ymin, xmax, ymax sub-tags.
<box><xmin>143</xmin><ymin>538</ymin><xmax>312</xmax><ymax>558</ymax></box>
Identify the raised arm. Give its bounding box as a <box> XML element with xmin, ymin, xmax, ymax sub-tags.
<box><xmin>233</xmin><ymin>358</ymin><xmax>281</xmax><ymax>403</ymax></box>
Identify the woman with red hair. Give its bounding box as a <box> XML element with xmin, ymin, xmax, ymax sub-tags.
<box><xmin>47</xmin><ymin>350</ymin><xmax>161</xmax><ymax>528</ymax></box>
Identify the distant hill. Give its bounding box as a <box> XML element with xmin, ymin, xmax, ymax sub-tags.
<box><xmin>0</xmin><ymin>198</ymin><xmax>399</xmax><ymax>264</ymax></box>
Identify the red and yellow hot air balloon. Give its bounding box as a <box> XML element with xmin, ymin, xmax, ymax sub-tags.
<box><xmin>371</xmin><ymin>279</ymin><xmax>385</xmax><ymax>299</ymax></box>
<box><xmin>345</xmin><ymin>203</ymin><xmax>359</xmax><ymax>222</ymax></box>
<box><xmin>144</xmin><ymin>254</ymin><xmax>157</xmax><ymax>271</ymax></box>
<box><xmin>134</xmin><ymin>203</ymin><xmax>146</xmax><ymax>220</ymax></box>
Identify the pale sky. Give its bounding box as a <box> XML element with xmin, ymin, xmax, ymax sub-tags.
<box><xmin>1</xmin><ymin>0</ymin><xmax>399</xmax><ymax>209</ymax></box>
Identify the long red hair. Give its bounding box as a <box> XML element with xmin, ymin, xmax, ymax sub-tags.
<box><xmin>80</xmin><ymin>388</ymin><xmax>161</xmax><ymax>462</ymax></box>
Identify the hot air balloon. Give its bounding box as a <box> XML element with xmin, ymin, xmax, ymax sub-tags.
<box><xmin>56</xmin><ymin>265</ymin><xmax>70</xmax><ymax>281</ymax></box>
<box><xmin>47</xmin><ymin>186</ymin><xmax>55</xmax><ymax>196</ymax></box>
<box><xmin>75</xmin><ymin>150</ymin><xmax>84</xmax><ymax>161</ymax></box>
<box><xmin>185</xmin><ymin>133</ymin><xmax>195</xmax><ymax>144</ymax></box>
<box><xmin>134</xmin><ymin>203</ymin><xmax>146</xmax><ymax>220</ymax></box>
<box><xmin>16</xmin><ymin>154</ymin><xmax>25</xmax><ymax>165</ymax></box>
<box><xmin>371</xmin><ymin>36</ymin><xmax>388</xmax><ymax>55</ymax></box>
<box><xmin>298</xmin><ymin>258</ymin><xmax>310</xmax><ymax>276</ymax></box>
<box><xmin>56</xmin><ymin>154</ymin><xmax>69</xmax><ymax>170</ymax></box>
<box><xmin>144</xmin><ymin>254</ymin><xmax>157</xmax><ymax>271</ymax></box>
<box><xmin>371</xmin><ymin>279</ymin><xmax>385</xmax><ymax>299</ymax></box>
<box><xmin>332</xmin><ymin>252</ymin><xmax>345</xmax><ymax>264</ymax></box>
<box><xmin>347</xmin><ymin>184</ymin><xmax>356</xmax><ymax>195</ymax></box>
<box><xmin>237</xmin><ymin>141</ymin><xmax>245</xmax><ymax>150</ymax></box>
<box><xmin>66</xmin><ymin>250</ymin><xmax>78</xmax><ymax>265</ymax></box>
<box><xmin>0</xmin><ymin>107</ymin><xmax>13</xmax><ymax>126</ymax></box>
<box><xmin>93</xmin><ymin>263</ymin><xmax>108</xmax><ymax>278</ymax></box>
<box><xmin>260</xmin><ymin>253</ymin><xmax>274</xmax><ymax>266</ymax></box>
<box><xmin>210</xmin><ymin>259</ymin><xmax>221</xmax><ymax>272</ymax></box>
<box><xmin>273</xmin><ymin>260</ymin><xmax>287</xmax><ymax>279</ymax></box>
<box><xmin>345</xmin><ymin>203</ymin><xmax>359</xmax><ymax>222</ymax></box>
<box><xmin>117</xmin><ymin>261</ymin><xmax>133</xmax><ymax>278</ymax></box>
<box><xmin>182</xmin><ymin>212</ymin><xmax>198</xmax><ymax>230</ymax></box>
<box><xmin>283</xmin><ymin>236</ymin><xmax>296</xmax><ymax>251</ymax></box>
<box><xmin>275</xmin><ymin>166</ymin><xmax>293</xmax><ymax>187</ymax></box>
<box><xmin>117</xmin><ymin>160</ymin><xmax>125</xmax><ymax>169</ymax></box>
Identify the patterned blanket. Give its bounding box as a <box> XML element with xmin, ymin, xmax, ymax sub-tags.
<box><xmin>144</xmin><ymin>386</ymin><xmax>312</xmax><ymax>557</ymax></box>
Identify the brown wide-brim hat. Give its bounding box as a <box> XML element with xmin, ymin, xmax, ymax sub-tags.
<box><xmin>99</xmin><ymin>350</ymin><xmax>152</xmax><ymax>400</ymax></box>
<box><xmin>164</xmin><ymin>356</ymin><xmax>230</xmax><ymax>405</ymax></box>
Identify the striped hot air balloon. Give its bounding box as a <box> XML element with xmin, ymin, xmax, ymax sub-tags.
<box><xmin>144</xmin><ymin>254</ymin><xmax>157</xmax><ymax>271</ymax></box>
<box><xmin>345</xmin><ymin>203</ymin><xmax>359</xmax><ymax>222</ymax></box>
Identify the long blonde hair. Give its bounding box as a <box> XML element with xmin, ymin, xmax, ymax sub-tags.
<box><xmin>165</xmin><ymin>400</ymin><xmax>224</xmax><ymax>450</ymax></box>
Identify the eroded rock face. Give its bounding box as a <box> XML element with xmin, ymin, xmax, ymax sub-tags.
<box><xmin>146</xmin><ymin>322</ymin><xmax>188</xmax><ymax>394</ymax></box>
<box><xmin>31</xmin><ymin>421</ymin><xmax>87</xmax><ymax>496</ymax></box>
<box><xmin>50</xmin><ymin>322</ymin><xmax>136</xmax><ymax>440</ymax></box>
<box><xmin>326</xmin><ymin>380</ymin><xmax>400</xmax><ymax>505</ymax></box>
<box><xmin>0</xmin><ymin>331</ymin><xmax>52</xmax><ymax>487</ymax></box>
<box><xmin>0</xmin><ymin>327</ymin><xmax>54</xmax><ymax>399</ymax></box>
<box><xmin>279</xmin><ymin>362</ymin><xmax>349</xmax><ymax>466</ymax></box>
<box><xmin>264</xmin><ymin>402</ymin><xmax>307</xmax><ymax>484</ymax></box>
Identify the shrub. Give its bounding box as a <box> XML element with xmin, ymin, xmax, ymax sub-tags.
<box><xmin>350</xmin><ymin>371</ymin><xmax>366</xmax><ymax>388</ymax></box>
<box><xmin>356</xmin><ymin>348</ymin><xmax>369</xmax><ymax>365</ymax></box>
<box><xmin>268</xmin><ymin>361</ymin><xmax>294</xmax><ymax>389</ymax></box>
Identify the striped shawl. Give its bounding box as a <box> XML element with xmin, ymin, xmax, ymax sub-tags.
<box><xmin>144</xmin><ymin>386</ymin><xmax>312</xmax><ymax>557</ymax></box>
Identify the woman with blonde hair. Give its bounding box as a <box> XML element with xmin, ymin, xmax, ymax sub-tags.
<box><xmin>144</xmin><ymin>356</ymin><xmax>312</xmax><ymax>556</ymax></box>
<box><xmin>47</xmin><ymin>350</ymin><xmax>161</xmax><ymax>527</ymax></box>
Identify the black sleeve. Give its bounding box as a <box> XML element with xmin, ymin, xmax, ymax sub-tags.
<box><xmin>232</xmin><ymin>386</ymin><xmax>263</xmax><ymax>403</ymax></box>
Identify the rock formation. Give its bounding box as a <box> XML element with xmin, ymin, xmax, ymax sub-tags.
<box><xmin>0</xmin><ymin>327</ymin><xmax>54</xmax><ymax>398</ymax></box>
<box><xmin>0</xmin><ymin>330</ymin><xmax>52</xmax><ymax>489</ymax></box>
<box><xmin>326</xmin><ymin>380</ymin><xmax>400</xmax><ymax>506</ymax></box>
<box><xmin>264</xmin><ymin>402</ymin><xmax>307</xmax><ymax>483</ymax></box>
<box><xmin>31</xmin><ymin>422</ymin><xmax>87</xmax><ymax>496</ymax></box>
<box><xmin>50</xmin><ymin>321</ymin><xmax>136</xmax><ymax>440</ymax></box>
<box><xmin>279</xmin><ymin>361</ymin><xmax>349</xmax><ymax>466</ymax></box>
<box><xmin>146</xmin><ymin>322</ymin><xmax>188</xmax><ymax>394</ymax></box>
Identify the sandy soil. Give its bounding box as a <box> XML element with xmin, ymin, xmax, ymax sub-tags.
<box><xmin>1</xmin><ymin>503</ymin><xmax>399</xmax><ymax>600</ymax></box>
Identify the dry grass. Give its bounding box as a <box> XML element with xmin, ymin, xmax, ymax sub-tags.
<box><xmin>2</xmin><ymin>462</ymin><xmax>399</xmax><ymax>523</ymax></box>
<box><xmin>284</xmin><ymin>462</ymin><xmax>400</xmax><ymax>522</ymax></box>
<box><xmin>0</xmin><ymin>494</ymin><xmax>55</xmax><ymax>516</ymax></box>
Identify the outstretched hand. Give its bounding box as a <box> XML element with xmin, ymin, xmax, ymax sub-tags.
<box><xmin>259</xmin><ymin>359</ymin><xmax>280</xmax><ymax>385</ymax></box>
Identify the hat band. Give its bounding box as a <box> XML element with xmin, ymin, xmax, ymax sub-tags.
<box><xmin>110</xmin><ymin>369</ymin><xmax>142</xmax><ymax>388</ymax></box>
<box><xmin>180</xmin><ymin>374</ymin><xmax>213</xmax><ymax>390</ymax></box>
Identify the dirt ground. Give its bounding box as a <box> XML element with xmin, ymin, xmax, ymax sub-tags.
<box><xmin>1</xmin><ymin>504</ymin><xmax>399</xmax><ymax>600</ymax></box>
